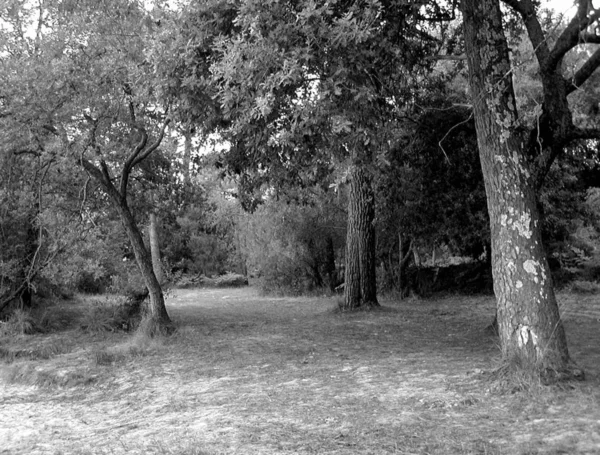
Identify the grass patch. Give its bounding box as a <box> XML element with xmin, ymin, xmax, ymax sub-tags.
<box><xmin>1</xmin><ymin>288</ymin><xmax>599</xmax><ymax>454</ymax></box>
<box><xmin>92</xmin><ymin>326</ymin><xmax>166</xmax><ymax>366</ymax></box>
<box><xmin>79</xmin><ymin>295</ymin><xmax>130</xmax><ymax>333</ymax></box>
<box><xmin>1</xmin><ymin>362</ymin><xmax>96</xmax><ymax>387</ymax></box>
<box><xmin>0</xmin><ymin>339</ymin><xmax>73</xmax><ymax>363</ymax></box>
<box><xmin>570</xmin><ymin>279</ymin><xmax>600</xmax><ymax>294</ymax></box>
<box><xmin>0</xmin><ymin>309</ymin><xmax>37</xmax><ymax>336</ymax></box>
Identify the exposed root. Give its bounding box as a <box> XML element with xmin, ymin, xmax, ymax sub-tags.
<box><xmin>484</xmin><ymin>356</ymin><xmax>585</xmax><ymax>394</ymax></box>
<box><xmin>136</xmin><ymin>317</ymin><xmax>177</xmax><ymax>338</ymax></box>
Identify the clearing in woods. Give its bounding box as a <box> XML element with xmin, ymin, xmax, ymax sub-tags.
<box><xmin>1</xmin><ymin>287</ymin><xmax>599</xmax><ymax>454</ymax></box>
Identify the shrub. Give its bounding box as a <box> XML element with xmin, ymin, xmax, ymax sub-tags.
<box><xmin>79</xmin><ymin>297</ymin><xmax>129</xmax><ymax>333</ymax></box>
<box><xmin>257</xmin><ymin>255</ymin><xmax>309</xmax><ymax>296</ymax></box>
<box><xmin>213</xmin><ymin>272</ymin><xmax>248</xmax><ymax>288</ymax></box>
<box><xmin>0</xmin><ymin>309</ymin><xmax>36</xmax><ymax>336</ymax></box>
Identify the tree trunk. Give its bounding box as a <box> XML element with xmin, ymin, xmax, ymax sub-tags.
<box><xmin>148</xmin><ymin>212</ymin><xmax>165</xmax><ymax>285</ymax></box>
<box><xmin>114</xmin><ymin>198</ymin><xmax>172</xmax><ymax>330</ymax></box>
<box><xmin>341</xmin><ymin>165</ymin><xmax>378</xmax><ymax>310</ymax></box>
<box><xmin>323</xmin><ymin>236</ymin><xmax>337</xmax><ymax>292</ymax></box>
<box><xmin>183</xmin><ymin>128</ymin><xmax>193</xmax><ymax>186</ymax></box>
<box><xmin>398</xmin><ymin>233</ymin><xmax>412</xmax><ymax>298</ymax></box>
<box><xmin>462</xmin><ymin>0</ymin><xmax>575</xmax><ymax>379</ymax></box>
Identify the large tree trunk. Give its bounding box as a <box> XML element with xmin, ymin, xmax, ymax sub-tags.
<box><xmin>461</xmin><ymin>0</ymin><xmax>575</xmax><ymax>379</ymax></box>
<box><xmin>341</xmin><ymin>165</ymin><xmax>378</xmax><ymax>310</ymax></box>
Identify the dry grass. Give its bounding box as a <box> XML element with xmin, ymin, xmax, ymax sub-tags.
<box><xmin>0</xmin><ymin>288</ymin><xmax>599</xmax><ymax>454</ymax></box>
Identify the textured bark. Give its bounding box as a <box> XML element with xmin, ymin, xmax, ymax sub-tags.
<box><xmin>115</xmin><ymin>200</ymin><xmax>171</xmax><ymax>328</ymax></box>
<box><xmin>149</xmin><ymin>212</ymin><xmax>165</xmax><ymax>285</ymax></box>
<box><xmin>462</xmin><ymin>0</ymin><xmax>572</xmax><ymax>375</ymax></box>
<box><xmin>341</xmin><ymin>165</ymin><xmax>378</xmax><ymax>310</ymax></box>
<box><xmin>398</xmin><ymin>233</ymin><xmax>412</xmax><ymax>298</ymax></box>
<box><xmin>183</xmin><ymin>129</ymin><xmax>192</xmax><ymax>186</ymax></box>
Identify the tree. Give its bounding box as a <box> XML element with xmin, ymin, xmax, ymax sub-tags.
<box><xmin>460</xmin><ymin>0</ymin><xmax>599</xmax><ymax>380</ymax></box>
<box><xmin>0</xmin><ymin>0</ymin><xmax>174</xmax><ymax>331</ymax></box>
<box><xmin>204</xmin><ymin>0</ymin><xmax>440</xmax><ymax>309</ymax></box>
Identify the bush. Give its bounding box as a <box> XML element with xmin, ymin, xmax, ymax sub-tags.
<box><xmin>0</xmin><ymin>309</ymin><xmax>36</xmax><ymax>336</ymax></box>
<box><xmin>75</xmin><ymin>271</ymin><xmax>109</xmax><ymax>294</ymax></box>
<box><xmin>79</xmin><ymin>297</ymin><xmax>130</xmax><ymax>333</ymax></box>
<box><xmin>257</xmin><ymin>256</ymin><xmax>309</xmax><ymax>296</ymax></box>
<box><xmin>213</xmin><ymin>272</ymin><xmax>248</xmax><ymax>288</ymax></box>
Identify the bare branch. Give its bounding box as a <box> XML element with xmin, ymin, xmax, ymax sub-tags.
<box><xmin>119</xmin><ymin>128</ymin><xmax>148</xmax><ymax>196</ymax></box>
<box><xmin>79</xmin><ymin>175</ymin><xmax>91</xmax><ymax>217</ymax></box>
<box><xmin>580</xmin><ymin>31</ymin><xmax>600</xmax><ymax>43</ymax></box>
<box><xmin>567</xmin><ymin>45</ymin><xmax>600</xmax><ymax>93</ymax></box>
<box><xmin>13</xmin><ymin>149</ymin><xmax>42</xmax><ymax>156</ymax></box>
<box><xmin>131</xmin><ymin>118</ymin><xmax>172</xmax><ymax>168</ymax></box>
<box><xmin>80</xmin><ymin>155</ymin><xmax>122</xmax><ymax>205</ymax></box>
<box><xmin>548</xmin><ymin>2</ymin><xmax>600</xmax><ymax>71</ymax></box>
<box><xmin>425</xmin><ymin>54</ymin><xmax>467</xmax><ymax>61</ymax></box>
<box><xmin>503</xmin><ymin>0</ymin><xmax>551</xmax><ymax>68</ymax></box>
<box><xmin>569</xmin><ymin>125</ymin><xmax>600</xmax><ymax>140</ymax></box>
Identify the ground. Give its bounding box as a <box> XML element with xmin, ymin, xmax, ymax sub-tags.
<box><xmin>1</xmin><ymin>287</ymin><xmax>599</xmax><ymax>454</ymax></box>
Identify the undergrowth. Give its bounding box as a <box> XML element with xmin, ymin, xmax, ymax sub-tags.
<box><xmin>485</xmin><ymin>355</ymin><xmax>585</xmax><ymax>394</ymax></box>
<box><xmin>79</xmin><ymin>296</ymin><xmax>131</xmax><ymax>333</ymax></box>
<box><xmin>1</xmin><ymin>363</ymin><xmax>97</xmax><ymax>387</ymax></box>
<box><xmin>92</xmin><ymin>325</ymin><xmax>167</xmax><ymax>366</ymax></box>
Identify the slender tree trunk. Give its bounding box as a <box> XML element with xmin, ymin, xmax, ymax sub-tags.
<box><xmin>341</xmin><ymin>165</ymin><xmax>378</xmax><ymax>310</ymax></box>
<box><xmin>323</xmin><ymin>236</ymin><xmax>337</xmax><ymax>292</ymax></box>
<box><xmin>148</xmin><ymin>212</ymin><xmax>165</xmax><ymax>285</ymax></box>
<box><xmin>398</xmin><ymin>232</ymin><xmax>403</xmax><ymax>297</ymax></box>
<box><xmin>462</xmin><ymin>0</ymin><xmax>575</xmax><ymax>378</ymax></box>
<box><xmin>398</xmin><ymin>233</ymin><xmax>412</xmax><ymax>298</ymax></box>
<box><xmin>183</xmin><ymin>128</ymin><xmax>192</xmax><ymax>186</ymax></box>
<box><xmin>115</xmin><ymin>200</ymin><xmax>172</xmax><ymax>328</ymax></box>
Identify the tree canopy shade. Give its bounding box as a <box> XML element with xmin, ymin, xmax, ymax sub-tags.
<box><xmin>0</xmin><ymin>0</ymin><xmax>176</xmax><ymax>330</ymax></box>
<box><xmin>202</xmin><ymin>0</ymin><xmax>447</xmax><ymax>309</ymax></box>
<box><xmin>460</xmin><ymin>0</ymin><xmax>600</xmax><ymax>380</ymax></box>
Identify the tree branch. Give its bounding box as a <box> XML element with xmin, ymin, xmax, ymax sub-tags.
<box><xmin>425</xmin><ymin>54</ymin><xmax>467</xmax><ymax>61</ymax></box>
<box><xmin>503</xmin><ymin>0</ymin><xmax>551</xmax><ymax>68</ymax></box>
<box><xmin>79</xmin><ymin>155</ymin><xmax>123</xmax><ymax>205</ymax></box>
<box><xmin>580</xmin><ymin>31</ymin><xmax>600</xmax><ymax>43</ymax></box>
<box><xmin>131</xmin><ymin>118</ymin><xmax>171</xmax><ymax>169</ymax></box>
<box><xmin>567</xmin><ymin>45</ymin><xmax>600</xmax><ymax>93</ymax></box>
<box><xmin>569</xmin><ymin>125</ymin><xmax>600</xmax><ymax>140</ymax></box>
<box><xmin>547</xmin><ymin>1</ymin><xmax>600</xmax><ymax>71</ymax></box>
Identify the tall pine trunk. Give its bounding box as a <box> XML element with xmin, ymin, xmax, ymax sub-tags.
<box><xmin>341</xmin><ymin>165</ymin><xmax>378</xmax><ymax>310</ymax></box>
<box><xmin>461</xmin><ymin>0</ymin><xmax>574</xmax><ymax>378</ymax></box>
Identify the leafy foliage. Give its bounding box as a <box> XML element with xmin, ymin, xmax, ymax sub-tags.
<box><xmin>240</xmin><ymin>192</ymin><xmax>346</xmax><ymax>295</ymax></box>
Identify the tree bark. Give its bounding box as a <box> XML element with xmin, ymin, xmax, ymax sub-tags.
<box><xmin>149</xmin><ymin>212</ymin><xmax>165</xmax><ymax>285</ymax></box>
<box><xmin>461</xmin><ymin>0</ymin><xmax>575</xmax><ymax>378</ymax></box>
<box><xmin>183</xmin><ymin>128</ymin><xmax>193</xmax><ymax>186</ymax></box>
<box><xmin>398</xmin><ymin>233</ymin><xmax>412</xmax><ymax>298</ymax></box>
<box><xmin>341</xmin><ymin>165</ymin><xmax>378</xmax><ymax>310</ymax></box>
<box><xmin>115</xmin><ymin>199</ymin><xmax>172</xmax><ymax>329</ymax></box>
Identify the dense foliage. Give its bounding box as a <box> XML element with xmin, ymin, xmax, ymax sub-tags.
<box><xmin>0</xmin><ymin>0</ymin><xmax>598</xmax><ymax>322</ymax></box>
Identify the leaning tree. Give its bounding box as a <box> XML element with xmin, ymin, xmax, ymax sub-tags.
<box><xmin>460</xmin><ymin>0</ymin><xmax>600</xmax><ymax>379</ymax></box>
<box><xmin>0</xmin><ymin>0</ymin><xmax>175</xmax><ymax>331</ymax></box>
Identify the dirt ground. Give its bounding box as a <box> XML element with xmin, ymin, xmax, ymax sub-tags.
<box><xmin>1</xmin><ymin>287</ymin><xmax>599</xmax><ymax>455</ymax></box>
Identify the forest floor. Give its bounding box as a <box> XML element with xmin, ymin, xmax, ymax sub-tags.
<box><xmin>1</xmin><ymin>287</ymin><xmax>600</xmax><ymax>455</ymax></box>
